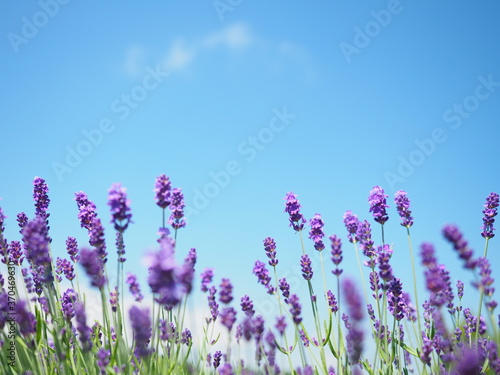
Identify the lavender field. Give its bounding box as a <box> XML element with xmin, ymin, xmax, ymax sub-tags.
<box><xmin>0</xmin><ymin>176</ymin><xmax>498</xmax><ymax>374</ymax></box>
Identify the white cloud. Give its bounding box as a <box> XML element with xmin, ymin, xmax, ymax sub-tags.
<box><xmin>122</xmin><ymin>44</ymin><xmax>146</xmax><ymax>78</ymax></box>
<box><xmin>163</xmin><ymin>39</ymin><xmax>196</xmax><ymax>72</ymax></box>
<box><xmin>202</xmin><ymin>23</ymin><xmax>254</xmax><ymax>50</ymax></box>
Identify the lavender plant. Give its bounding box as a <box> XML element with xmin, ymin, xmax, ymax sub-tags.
<box><xmin>0</xmin><ymin>177</ymin><xmax>499</xmax><ymax>374</ymax></box>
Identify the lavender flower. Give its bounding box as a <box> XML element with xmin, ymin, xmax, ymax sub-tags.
<box><xmin>66</xmin><ymin>236</ymin><xmax>79</xmax><ymax>263</ymax></box>
<box><xmin>288</xmin><ymin>294</ymin><xmax>302</xmax><ymax>325</ymax></box>
<box><xmin>442</xmin><ymin>224</ymin><xmax>476</xmax><ymax>269</ymax></box>
<box><xmin>74</xmin><ymin>191</ymin><xmax>97</xmax><ymax>230</ymax></box>
<box><xmin>213</xmin><ymin>351</ymin><xmax>222</xmax><ymax>369</ymax></box>
<box><xmin>309</xmin><ymin>213</ymin><xmax>325</xmax><ymax>251</ymax></box>
<box><xmin>109</xmin><ymin>287</ymin><xmax>118</xmax><ymax>313</ymax></box>
<box><xmin>129</xmin><ymin>305</ymin><xmax>152</xmax><ymax>358</ymax></box>
<box><xmin>55</xmin><ymin>257</ymin><xmax>75</xmax><ymax>282</ymax></box>
<box><xmin>279</xmin><ymin>278</ymin><xmax>290</xmax><ymax>302</ymax></box>
<box><xmin>97</xmin><ymin>348</ymin><xmax>110</xmax><ymax>374</ymax></box>
<box><xmin>394</xmin><ymin>190</ymin><xmax>413</xmax><ymax>228</ymax></box>
<box><xmin>253</xmin><ymin>260</ymin><xmax>275</xmax><ymax>294</ymax></box>
<box><xmin>14</xmin><ymin>300</ymin><xmax>36</xmax><ymax>337</ymax></box>
<box><xmin>219</xmin><ymin>278</ymin><xmax>233</xmax><ymax>304</ymax></box>
<box><xmin>154</xmin><ymin>174</ymin><xmax>172</xmax><ymax>209</ymax></box>
<box><xmin>475</xmin><ymin>257</ymin><xmax>494</xmax><ymax>297</ymax></box>
<box><xmin>181</xmin><ymin>328</ymin><xmax>192</xmax><ymax>346</ymax></box>
<box><xmin>263</xmin><ymin>237</ymin><xmax>278</xmax><ymax>266</ymax></box>
<box><xmin>342</xmin><ymin>278</ymin><xmax>364</xmax><ymax>365</ymax></box>
<box><xmin>8</xmin><ymin>240</ymin><xmax>24</xmax><ymax>266</ymax></box>
<box><xmin>168</xmin><ymin>188</ymin><xmax>186</xmax><ymax>230</ymax></box>
<box><xmin>115</xmin><ymin>232</ymin><xmax>126</xmax><ymax>263</ymax></box>
<box><xmin>357</xmin><ymin>220</ymin><xmax>375</xmax><ymax>266</ymax></box>
<box><xmin>481</xmin><ymin>192</ymin><xmax>499</xmax><ymax>239</ymax></box>
<box><xmin>388</xmin><ymin>278</ymin><xmax>405</xmax><ymax>321</ymax></box>
<box><xmin>126</xmin><ymin>273</ymin><xmax>143</xmax><ymax>302</ymax></box>
<box><xmin>17</xmin><ymin>212</ymin><xmax>28</xmax><ymax>233</ymax></box>
<box><xmin>61</xmin><ymin>288</ymin><xmax>78</xmax><ymax>321</ymax></box>
<box><xmin>79</xmin><ymin>248</ymin><xmax>106</xmax><ymax>289</ymax></box>
<box><xmin>22</xmin><ymin>217</ymin><xmax>52</xmax><ymax>283</ymax></box>
<box><xmin>300</xmin><ymin>254</ymin><xmax>313</xmax><ymax>280</ymax></box>
<box><xmin>220</xmin><ymin>307</ymin><xmax>237</xmax><ymax>331</ymax></box>
<box><xmin>146</xmin><ymin>237</ymin><xmax>192</xmax><ymax>306</ymax></box>
<box><xmin>343</xmin><ymin>211</ymin><xmax>360</xmax><ymax>243</ymax></box>
<box><xmin>457</xmin><ymin>280</ymin><xmax>464</xmax><ymax>300</ymax></box>
<box><xmin>88</xmin><ymin>217</ymin><xmax>107</xmax><ymax>263</ymax></box>
<box><xmin>326</xmin><ymin>290</ymin><xmax>339</xmax><ymax>313</ymax></box>
<box><xmin>200</xmin><ymin>268</ymin><xmax>214</xmax><ymax>293</ymax></box>
<box><xmin>207</xmin><ymin>286</ymin><xmax>219</xmax><ymax>322</ymax></box>
<box><xmin>368</xmin><ymin>185</ymin><xmax>389</xmax><ymax>225</ymax></box>
<box><xmin>275</xmin><ymin>316</ymin><xmax>287</xmax><ymax>336</ymax></box>
<box><xmin>240</xmin><ymin>295</ymin><xmax>255</xmax><ymax>317</ymax></box>
<box><xmin>369</xmin><ymin>271</ymin><xmax>381</xmax><ymax>300</ymax></box>
<box><xmin>377</xmin><ymin>244</ymin><xmax>394</xmax><ymax>284</ymax></box>
<box><xmin>107</xmin><ymin>183</ymin><xmax>132</xmax><ymax>232</ymax></box>
<box><xmin>284</xmin><ymin>192</ymin><xmax>306</xmax><ymax>232</ymax></box>
<box><xmin>75</xmin><ymin>302</ymin><xmax>92</xmax><ymax>351</ymax></box>
<box><xmin>342</xmin><ymin>278</ymin><xmax>364</xmax><ymax>322</ymax></box>
<box><xmin>330</xmin><ymin>235</ymin><xmax>343</xmax><ymax>276</ymax></box>
<box><xmin>33</xmin><ymin>177</ymin><xmax>50</xmax><ymax>221</ymax></box>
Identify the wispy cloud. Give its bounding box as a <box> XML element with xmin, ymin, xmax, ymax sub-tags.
<box><xmin>121</xmin><ymin>44</ymin><xmax>146</xmax><ymax>77</ymax></box>
<box><xmin>163</xmin><ymin>39</ymin><xmax>196</xmax><ymax>71</ymax></box>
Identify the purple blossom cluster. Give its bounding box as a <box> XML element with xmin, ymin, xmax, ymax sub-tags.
<box><xmin>329</xmin><ymin>234</ymin><xmax>343</xmax><ymax>276</ymax></box>
<box><xmin>309</xmin><ymin>213</ymin><xmax>325</xmax><ymax>251</ymax></box>
<box><xmin>107</xmin><ymin>183</ymin><xmax>132</xmax><ymax>232</ymax></box>
<box><xmin>394</xmin><ymin>190</ymin><xmax>413</xmax><ymax>228</ymax></box>
<box><xmin>368</xmin><ymin>185</ymin><xmax>389</xmax><ymax>225</ymax></box>
<box><xmin>263</xmin><ymin>237</ymin><xmax>278</xmax><ymax>267</ymax></box>
<box><xmin>284</xmin><ymin>192</ymin><xmax>306</xmax><ymax>232</ymax></box>
<box><xmin>168</xmin><ymin>188</ymin><xmax>186</xmax><ymax>230</ymax></box>
<box><xmin>481</xmin><ymin>192</ymin><xmax>499</xmax><ymax>239</ymax></box>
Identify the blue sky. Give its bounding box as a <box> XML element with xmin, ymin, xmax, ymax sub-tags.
<box><xmin>1</xmin><ymin>1</ymin><xmax>500</xmax><ymax>342</ymax></box>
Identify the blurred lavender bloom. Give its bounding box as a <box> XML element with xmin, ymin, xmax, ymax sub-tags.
<box><xmin>22</xmin><ymin>217</ymin><xmax>53</xmax><ymax>283</ymax></box>
<box><xmin>88</xmin><ymin>217</ymin><xmax>107</xmax><ymax>263</ymax></box>
<box><xmin>181</xmin><ymin>328</ymin><xmax>192</xmax><ymax>346</ymax></box>
<box><xmin>253</xmin><ymin>260</ymin><xmax>275</xmax><ymax>294</ymax></box>
<box><xmin>79</xmin><ymin>248</ymin><xmax>106</xmax><ymax>289</ymax></box>
<box><xmin>17</xmin><ymin>212</ymin><xmax>28</xmax><ymax>233</ymax></box>
<box><xmin>109</xmin><ymin>286</ymin><xmax>118</xmax><ymax>313</ymax></box>
<box><xmin>288</xmin><ymin>294</ymin><xmax>302</xmax><ymax>325</ymax></box>
<box><xmin>207</xmin><ymin>286</ymin><xmax>219</xmax><ymax>322</ymax></box>
<box><xmin>154</xmin><ymin>174</ymin><xmax>172</xmax><ymax>209</ymax></box>
<box><xmin>284</xmin><ymin>192</ymin><xmax>306</xmax><ymax>232</ymax></box>
<box><xmin>377</xmin><ymin>244</ymin><xmax>394</xmax><ymax>285</ymax></box>
<box><xmin>97</xmin><ymin>348</ymin><xmax>110</xmax><ymax>374</ymax></box>
<box><xmin>75</xmin><ymin>302</ymin><xmax>92</xmax><ymax>351</ymax></box>
<box><xmin>108</xmin><ymin>183</ymin><xmax>132</xmax><ymax>232</ymax></box>
<box><xmin>275</xmin><ymin>316</ymin><xmax>287</xmax><ymax>336</ymax></box>
<box><xmin>442</xmin><ymin>224</ymin><xmax>476</xmax><ymax>269</ymax></box>
<box><xmin>61</xmin><ymin>288</ymin><xmax>78</xmax><ymax>321</ymax></box>
<box><xmin>8</xmin><ymin>240</ymin><xmax>24</xmax><ymax>266</ymax></box>
<box><xmin>200</xmin><ymin>268</ymin><xmax>214</xmax><ymax>293</ymax></box>
<box><xmin>326</xmin><ymin>290</ymin><xmax>338</xmax><ymax>313</ymax></box>
<box><xmin>368</xmin><ymin>185</ymin><xmax>389</xmax><ymax>225</ymax></box>
<box><xmin>220</xmin><ymin>307</ymin><xmax>237</xmax><ymax>331</ymax></box>
<box><xmin>219</xmin><ymin>278</ymin><xmax>233</xmax><ymax>304</ymax></box>
<box><xmin>213</xmin><ymin>351</ymin><xmax>222</xmax><ymax>369</ymax></box>
<box><xmin>481</xmin><ymin>192</ymin><xmax>499</xmax><ymax>239</ymax></box>
<box><xmin>394</xmin><ymin>190</ymin><xmax>413</xmax><ymax>228</ymax></box>
<box><xmin>16</xmin><ymin>300</ymin><xmax>36</xmax><ymax>337</ymax></box>
<box><xmin>129</xmin><ymin>305</ymin><xmax>152</xmax><ymax>358</ymax></box>
<box><xmin>126</xmin><ymin>273</ymin><xmax>143</xmax><ymax>302</ymax></box>
<box><xmin>475</xmin><ymin>257</ymin><xmax>495</xmax><ymax>297</ymax></box>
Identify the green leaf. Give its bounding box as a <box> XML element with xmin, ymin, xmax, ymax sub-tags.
<box><xmin>35</xmin><ymin>306</ymin><xmax>43</xmax><ymax>348</ymax></box>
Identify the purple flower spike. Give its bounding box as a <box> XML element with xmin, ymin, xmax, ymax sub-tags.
<box><xmin>22</xmin><ymin>217</ymin><xmax>53</xmax><ymax>283</ymax></box>
<box><xmin>368</xmin><ymin>185</ymin><xmax>389</xmax><ymax>225</ymax></box>
<box><xmin>220</xmin><ymin>307</ymin><xmax>237</xmax><ymax>331</ymax></box>
<box><xmin>279</xmin><ymin>278</ymin><xmax>290</xmax><ymax>302</ymax></box>
<box><xmin>388</xmin><ymin>278</ymin><xmax>405</xmax><ymax>321</ymax></box>
<box><xmin>61</xmin><ymin>288</ymin><xmax>78</xmax><ymax>321</ymax></box>
<box><xmin>284</xmin><ymin>192</ymin><xmax>306</xmax><ymax>232</ymax></box>
<box><xmin>377</xmin><ymin>244</ymin><xmax>394</xmax><ymax>284</ymax></box>
<box><xmin>309</xmin><ymin>213</ymin><xmax>325</xmax><ymax>251</ymax></box>
<box><xmin>263</xmin><ymin>237</ymin><xmax>278</xmax><ymax>267</ymax></box>
<box><xmin>168</xmin><ymin>188</ymin><xmax>186</xmax><ymax>230</ymax></box>
<box><xmin>481</xmin><ymin>192</ymin><xmax>499</xmax><ymax>239</ymax></box>
<box><xmin>329</xmin><ymin>235</ymin><xmax>343</xmax><ymax>276</ymax></box>
<box><xmin>475</xmin><ymin>257</ymin><xmax>495</xmax><ymax>297</ymax></box>
<box><xmin>442</xmin><ymin>224</ymin><xmax>476</xmax><ymax>269</ymax></box>
<box><xmin>326</xmin><ymin>290</ymin><xmax>339</xmax><ymax>313</ymax></box>
<box><xmin>357</xmin><ymin>220</ymin><xmax>375</xmax><ymax>265</ymax></box>
<box><xmin>56</xmin><ymin>257</ymin><xmax>75</xmax><ymax>281</ymax></box>
<box><xmin>394</xmin><ymin>190</ymin><xmax>413</xmax><ymax>228</ymax></box>
<box><xmin>129</xmin><ymin>305</ymin><xmax>152</xmax><ymax>358</ymax></box>
<box><xmin>108</xmin><ymin>183</ymin><xmax>132</xmax><ymax>232</ymax></box>
<box><xmin>300</xmin><ymin>254</ymin><xmax>313</xmax><ymax>281</ymax></box>
<box><xmin>213</xmin><ymin>351</ymin><xmax>222</xmax><ymax>369</ymax></box>
<box><xmin>89</xmin><ymin>217</ymin><xmax>107</xmax><ymax>263</ymax></box>
<box><xmin>207</xmin><ymin>286</ymin><xmax>219</xmax><ymax>322</ymax></box>
<box><xmin>200</xmin><ymin>268</ymin><xmax>214</xmax><ymax>293</ymax></box>
<box><xmin>342</xmin><ymin>278</ymin><xmax>364</xmax><ymax>322</ymax></box>
<box><xmin>74</xmin><ymin>191</ymin><xmax>97</xmax><ymax>231</ymax></box>
<box><xmin>341</xmin><ymin>279</ymin><xmax>364</xmax><ymax>364</ymax></box>
<box><xmin>126</xmin><ymin>273</ymin><xmax>144</xmax><ymax>302</ymax></box>
<box><xmin>8</xmin><ymin>240</ymin><xmax>24</xmax><ymax>266</ymax></box>
<box><xmin>343</xmin><ymin>211</ymin><xmax>360</xmax><ymax>243</ymax></box>
<box><xmin>79</xmin><ymin>248</ymin><xmax>106</xmax><ymax>289</ymax></box>
<box><xmin>288</xmin><ymin>294</ymin><xmax>302</xmax><ymax>325</ymax></box>
<box><xmin>66</xmin><ymin>236</ymin><xmax>79</xmax><ymax>263</ymax></box>
<box><xmin>219</xmin><ymin>278</ymin><xmax>233</xmax><ymax>304</ymax></box>
<box><xmin>154</xmin><ymin>174</ymin><xmax>172</xmax><ymax>209</ymax></box>
<box><xmin>16</xmin><ymin>300</ymin><xmax>36</xmax><ymax>337</ymax></box>
<box><xmin>33</xmin><ymin>177</ymin><xmax>50</xmax><ymax>220</ymax></box>
<box><xmin>275</xmin><ymin>316</ymin><xmax>287</xmax><ymax>336</ymax></box>
<box><xmin>75</xmin><ymin>302</ymin><xmax>92</xmax><ymax>351</ymax></box>
<box><xmin>97</xmin><ymin>348</ymin><xmax>110</xmax><ymax>374</ymax></box>
<box><xmin>17</xmin><ymin>212</ymin><xmax>28</xmax><ymax>233</ymax></box>
<box><xmin>253</xmin><ymin>260</ymin><xmax>275</xmax><ymax>294</ymax></box>
<box><xmin>240</xmin><ymin>295</ymin><xmax>255</xmax><ymax>317</ymax></box>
